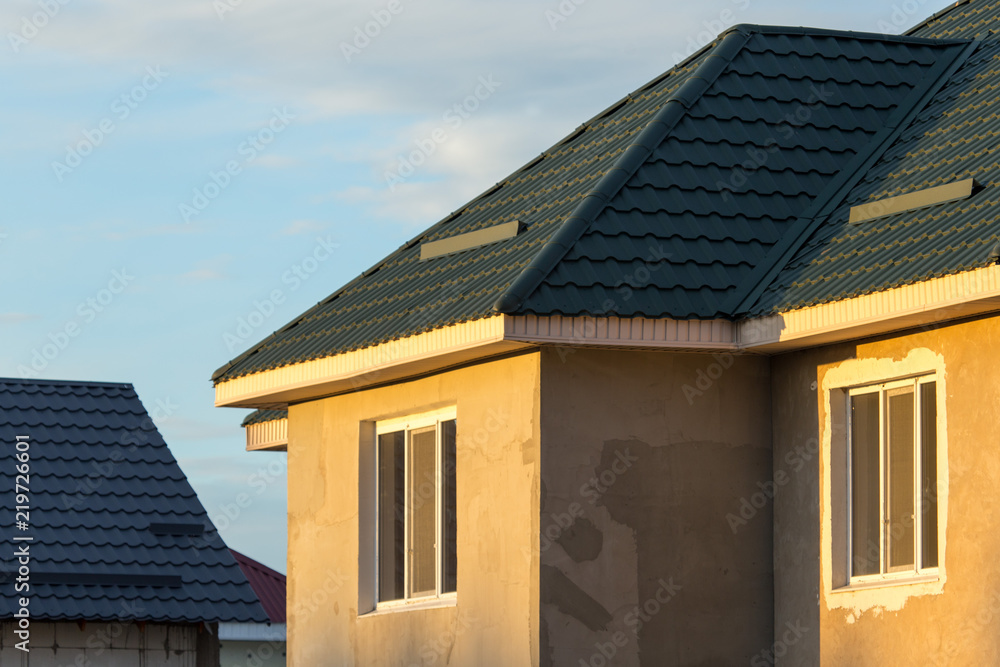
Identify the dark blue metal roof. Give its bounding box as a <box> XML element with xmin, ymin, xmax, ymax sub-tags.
<box><xmin>0</xmin><ymin>378</ymin><xmax>268</xmax><ymax>623</ymax></box>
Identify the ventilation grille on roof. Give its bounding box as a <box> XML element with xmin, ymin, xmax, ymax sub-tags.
<box><xmin>849</xmin><ymin>178</ymin><xmax>978</xmax><ymax>224</ymax></box>
<box><xmin>420</xmin><ymin>220</ymin><xmax>524</xmax><ymax>260</ymax></box>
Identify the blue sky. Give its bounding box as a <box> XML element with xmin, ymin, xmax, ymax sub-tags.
<box><xmin>0</xmin><ymin>0</ymin><xmax>952</xmax><ymax>573</ymax></box>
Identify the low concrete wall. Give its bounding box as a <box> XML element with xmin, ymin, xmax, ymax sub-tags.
<box><xmin>0</xmin><ymin>621</ymin><xmax>202</xmax><ymax>666</ymax></box>
<box><xmin>538</xmin><ymin>347</ymin><xmax>774</xmax><ymax>665</ymax></box>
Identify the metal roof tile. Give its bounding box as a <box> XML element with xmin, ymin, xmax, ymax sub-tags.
<box><xmin>0</xmin><ymin>378</ymin><xmax>268</xmax><ymax>624</ymax></box>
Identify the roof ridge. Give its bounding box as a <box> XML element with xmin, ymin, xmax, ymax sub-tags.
<box><xmin>0</xmin><ymin>377</ymin><xmax>133</xmax><ymax>389</ymax></box>
<box><xmin>492</xmin><ymin>28</ymin><xmax>752</xmax><ymax>314</ymax></box>
<box><xmin>725</xmin><ymin>38</ymin><xmax>980</xmax><ymax>318</ymax></box>
<box><xmin>729</xmin><ymin>21</ymin><xmax>964</xmax><ymax>44</ymax></box>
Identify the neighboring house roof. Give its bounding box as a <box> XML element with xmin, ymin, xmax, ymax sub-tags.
<box><xmin>230</xmin><ymin>549</ymin><xmax>286</xmax><ymax>624</ymax></box>
<box><xmin>0</xmin><ymin>378</ymin><xmax>268</xmax><ymax>623</ymax></box>
<box><xmin>213</xmin><ymin>9</ymin><xmax>1000</xmax><ymax>386</ymax></box>
<box><xmin>241</xmin><ymin>408</ymin><xmax>288</xmax><ymax>428</ymax></box>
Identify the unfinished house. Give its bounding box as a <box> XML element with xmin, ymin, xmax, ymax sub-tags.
<box><xmin>213</xmin><ymin>1</ymin><xmax>1000</xmax><ymax>663</ymax></box>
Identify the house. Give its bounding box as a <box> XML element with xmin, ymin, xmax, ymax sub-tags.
<box><xmin>0</xmin><ymin>378</ymin><xmax>268</xmax><ymax>666</ymax></box>
<box><xmin>220</xmin><ymin>549</ymin><xmax>287</xmax><ymax>667</ymax></box>
<box><xmin>212</xmin><ymin>1</ymin><xmax>1000</xmax><ymax>664</ymax></box>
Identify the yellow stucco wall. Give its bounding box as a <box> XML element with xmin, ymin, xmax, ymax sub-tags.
<box><xmin>285</xmin><ymin>351</ymin><xmax>541</xmax><ymax>667</ymax></box>
<box><xmin>773</xmin><ymin>315</ymin><xmax>1000</xmax><ymax>665</ymax></box>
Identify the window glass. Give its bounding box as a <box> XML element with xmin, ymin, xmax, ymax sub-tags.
<box><xmin>920</xmin><ymin>382</ymin><xmax>938</xmax><ymax>568</ymax></box>
<box><xmin>408</xmin><ymin>427</ymin><xmax>437</xmax><ymax>598</ymax></box>
<box><xmin>441</xmin><ymin>419</ymin><xmax>458</xmax><ymax>594</ymax></box>
<box><xmin>373</xmin><ymin>412</ymin><xmax>457</xmax><ymax>605</ymax></box>
<box><xmin>886</xmin><ymin>388</ymin><xmax>915</xmax><ymax>571</ymax></box>
<box><xmin>846</xmin><ymin>377</ymin><xmax>939</xmax><ymax>583</ymax></box>
<box><xmin>851</xmin><ymin>392</ymin><xmax>880</xmax><ymax>577</ymax></box>
<box><xmin>378</xmin><ymin>431</ymin><xmax>405</xmax><ymax>602</ymax></box>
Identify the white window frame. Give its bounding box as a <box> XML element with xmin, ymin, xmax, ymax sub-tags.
<box><xmin>845</xmin><ymin>374</ymin><xmax>940</xmax><ymax>587</ymax></box>
<box><xmin>372</xmin><ymin>406</ymin><xmax>457</xmax><ymax>611</ymax></box>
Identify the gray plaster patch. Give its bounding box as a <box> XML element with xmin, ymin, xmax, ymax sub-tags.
<box><xmin>556</xmin><ymin>517</ymin><xmax>603</xmax><ymax>562</ymax></box>
<box><xmin>540</xmin><ymin>564</ymin><xmax>613</xmax><ymax>632</ymax></box>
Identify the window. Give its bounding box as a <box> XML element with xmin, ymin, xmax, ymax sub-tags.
<box><xmin>847</xmin><ymin>376</ymin><xmax>938</xmax><ymax>582</ymax></box>
<box><xmin>373</xmin><ymin>408</ymin><xmax>456</xmax><ymax>606</ymax></box>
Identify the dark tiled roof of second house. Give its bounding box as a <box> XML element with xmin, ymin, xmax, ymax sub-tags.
<box><xmin>213</xmin><ymin>25</ymin><xmax>969</xmax><ymax>384</ymax></box>
<box><xmin>0</xmin><ymin>378</ymin><xmax>268</xmax><ymax>624</ymax></box>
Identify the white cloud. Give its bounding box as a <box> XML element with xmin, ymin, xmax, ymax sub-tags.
<box><xmin>279</xmin><ymin>219</ymin><xmax>325</xmax><ymax>236</ymax></box>
<box><xmin>250</xmin><ymin>154</ymin><xmax>299</xmax><ymax>169</ymax></box>
<box><xmin>179</xmin><ymin>268</ymin><xmax>225</xmax><ymax>283</ymax></box>
<box><xmin>0</xmin><ymin>312</ymin><xmax>41</xmax><ymax>324</ymax></box>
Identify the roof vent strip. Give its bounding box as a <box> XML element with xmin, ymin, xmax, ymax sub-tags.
<box><xmin>420</xmin><ymin>220</ymin><xmax>525</xmax><ymax>261</ymax></box>
<box><xmin>849</xmin><ymin>178</ymin><xmax>978</xmax><ymax>224</ymax></box>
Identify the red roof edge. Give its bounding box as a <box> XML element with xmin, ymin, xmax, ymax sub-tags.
<box><xmin>229</xmin><ymin>549</ymin><xmax>286</xmax><ymax>624</ymax></box>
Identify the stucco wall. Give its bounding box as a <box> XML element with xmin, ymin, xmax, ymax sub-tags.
<box><xmin>538</xmin><ymin>347</ymin><xmax>774</xmax><ymax>665</ymax></box>
<box><xmin>286</xmin><ymin>352</ymin><xmax>541</xmax><ymax>667</ymax></box>
<box><xmin>772</xmin><ymin>315</ymin><xmax>1000</xmax><ymax>665</ymax></box>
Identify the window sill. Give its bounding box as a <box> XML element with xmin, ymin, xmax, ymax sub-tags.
<box><xmin>834</xmin><ymin>573</ymin><xmax>939</xmax><ymax>593</ymax></box>
<box><xmin>360</xmin><ymin>595</ymin><xmax>457</xmax><ymax>618</ymax></box>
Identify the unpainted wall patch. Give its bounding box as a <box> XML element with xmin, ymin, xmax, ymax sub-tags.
<box><xmin>540</xmin><ymin>565</ymin><xmax>612</xmax><ymax>632</ymax></box>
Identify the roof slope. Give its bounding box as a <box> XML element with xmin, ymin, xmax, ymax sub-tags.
<box><xmin>214</xmin><ymin>25</ymin><xmax>966</xmax><ymax>384</ymax></box>
<box><xmin>514</xmin><ymin>29</ymin><xmax>967</xmax><ymax>319</ymax></box>
<box><xmin>230</xmin><ymin>549</ymin><xmax>286</xmax><ymax>624</ymax></box>
<box><xmin>909</xmin><ymin>0</ymin><xmax>1000</xmax><ymax>39</ymax></box>
<box><xmin>213</xmin><ymin>42</ymin><xmax>714</xmax><ymax>383</ymax></box>
<box><xmin>749</xmin><ymin>36</ymin><xmax>1000</xmax><ymax>314</ymax></box>
<box><xmin>0</xmin><ymin>379</ymin><xmax>268</xmax><ymax>623</ymax></box>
